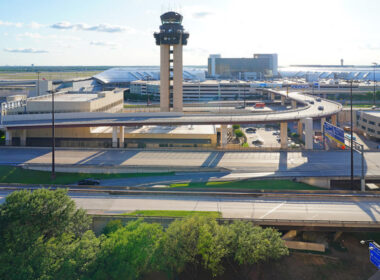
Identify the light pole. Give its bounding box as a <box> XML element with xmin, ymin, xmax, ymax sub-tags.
<box><xmin>36</xmin><ymin>71</ymin><xmax>40</xmax><ymax>96</ymax></box>
<box><xmin>51</xmin><ymin>89</ymin><xmax>55</xmax><ymax>180</ymax></box>
<box><xmin>350</xmin><ymin>80</ymin><xmax>354</xmax><ymax>188</ymax></box>
<box><xmin>373</xmin><ymin>62</ymin><xmax>377</xmax><ymax>106</ymax></box>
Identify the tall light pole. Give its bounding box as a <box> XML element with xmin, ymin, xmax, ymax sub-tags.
<box><xmin>350</xmin><ymin>80</ymin><xmax>354</xmax><ymax>188</ymax></box>
<box><xmin>373</xmin><ymin>62</ymin><xmax>377</xmax><ymax>106</ymax></box>
<box><xmin>51</xmin><ymin>89</ymin><xmax>55</xmax><ymax>180</ymax></box>
<box><xmin>36</xmin><ymin>71</ymin><xmax>40</xmax><ymax>96</ymax></box>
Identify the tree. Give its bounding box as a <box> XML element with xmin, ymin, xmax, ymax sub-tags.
<box><xmin>197</xmin><ymin>220</ymin><xmax>232</xmax><ymax>277</ymax></box>
<box><xmin>0</xmin><ymin>189</ymin><xmax>94</xmax><ymax>280</ymax></box>
<box><xmin>102</xmin><ymin>219</ymin><xmax>123</xmax><ymax>236</ymax></box>
<box><xmin>87</xmin><ymin>219</ymin><xmax>164</xmax><ymax>280</ymax></box>
<box><xmin>158</xmin><ymin>216</ymin><xmax>209</xmax><ymax>278</ymax></box>
<box><xmin>234</xmin><ymin>129</ymin><xmax>244</xmax><ymax>138</ymax></box>
<box><xmin>227</xmin><ymin>221</ymin><xmax>288</xmax><ymax>278</ymax></box>
<box><xmin>232</xmin><ymin>124</ymin><xmax>240</xmax><ymax>130</ymax></box>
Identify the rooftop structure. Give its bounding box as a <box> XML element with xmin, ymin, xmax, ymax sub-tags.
<box><xmin>93</xmin><ymin>67</ymin><xmax>205</xmax><ymax>85</ymax></box>
<box><xmin>279</xmin><ymin>65</ymin><xmax>380</xmax><ymax>82</ymax></box>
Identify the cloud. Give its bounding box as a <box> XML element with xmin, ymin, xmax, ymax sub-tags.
<box><xmin>4</xmin><ymin>48</ymin><xmax>48</xmax><ymax>53</ymax></box>
<box><xmin>184</xmin><ymin>47</ymin><xmax>209</xmax><ymax>54</ymax></box>
<box><xmin>50</xmin><ymin>21</ymin><xmax>135</xmax><ymax>33</ymax></box>
<box><xmin>90</xmin><ymin>41</ymin><xmax>120</xmax><ymax>48</ymax></box>
<box><xmin>0</xmin><ymin>20</ymin><xmax>23</xmax><ymax>28</ymax></box>
<box><xmin>192</xmin><ymin>12</ymin><xmax>213</xmax><ymax>19</ymax></box>
<box><xmin>29</xmin><ymin>22</ymin><xmax>45</xmax><ymax>29</ymax></box>
<box><xmin>16</xmin><ymin>32</ymin><xmax>43</xmax><ymax>39</ymax></box>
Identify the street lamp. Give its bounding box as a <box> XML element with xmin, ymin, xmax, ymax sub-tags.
<box><xmin>50</xmin><ymin>89</ymin><xmax>56</xmax><ymax>180</ymax></box>
<box><xmin>350</xmin><ymin>80</ymin><xmax>354</xmax><ymax>188</ymax></box>
<box><xmin>36</xmin><ymin>71</ymin><xmax>40</xmax><ymax>96</ymax></box>
<box><xmin>373</xmin><ymin>62</ymin><xmax>377</xmax><ymax>106</ymax></box>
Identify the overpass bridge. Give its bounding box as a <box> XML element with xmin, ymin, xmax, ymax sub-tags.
<box><xmin>1</xmin><ymin>90</ymin><xmax>342</xmax><ymax>149</ymax></box>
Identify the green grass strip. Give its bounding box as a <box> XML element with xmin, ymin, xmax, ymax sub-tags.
<box><xmin>123</xmin><ymin>210</ymin><xmax>221</xmax><ymax>218</ymax></box>
<box><xmin>169</xmin><ymin>180</ymin><xmax>321</xmax><ymax>190</ymax></box>
<box><xmin>0</xmin><ymin>165</ymin><xmax>173</xmax><ymax>185</ymax></box>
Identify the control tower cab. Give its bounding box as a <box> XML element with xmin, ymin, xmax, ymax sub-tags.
<box><xmin>154</xmin><ymin>12</ymin><xmax>189</xmax><ymax>112</ymax></box>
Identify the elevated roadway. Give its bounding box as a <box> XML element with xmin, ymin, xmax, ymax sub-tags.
<box><xmin>1</xmin><ymin>90</ymin><xmax>342</xmax><ymax>130</ymax></box>
<box><xmin>1</xmin><ymin>190</ymin><xmax>378</xmax><ymax>229</ymax></box>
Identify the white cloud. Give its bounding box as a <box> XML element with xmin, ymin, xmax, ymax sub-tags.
<box><xmin>50</xmin><ymin>21</ymin><xmax>136</xmax><ymax>33</ymax></box>
<box><xmin>16</xmin><ymin>32</ymin><xmax>43</xmax><ymax>39</ymax></box>
<box><xmin>0</xmin><ymin>20</ymin><xmax>23</xmax><ymax>28</ymax></box>
<box><xmin>29</xmin><ymin>22</ymin><xmax>45</xmax><ymax>29</ymax></box>
<box><xmin>90</xmin><ymin>41</ymin><xmax>120</xmax><ymax>48</ymax></box>
<box><xmin>192</xmin><ymin>12</ymin><xmax>213</xmax><ymax>19</ymax></box>
<box><xmin>4</xmin><ymin>48</ymin><xmax>48</xmax><ymax>53</ymax></box>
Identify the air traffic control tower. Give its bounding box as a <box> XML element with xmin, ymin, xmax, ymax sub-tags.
<box><xmin>154</xmin><ymin>12</ymin><xmax>189</xmax><ymax>112</ymax></box>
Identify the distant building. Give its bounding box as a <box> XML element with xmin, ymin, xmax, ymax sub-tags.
<box><xmin>356</xmin><ymin>110</ymin><xmax>380</xmax><ymax>140</ymax></box>
<box><xmin>207</xmin><ymin>53</ymin><xmax>278</xmax><ymax>79</ymax></box>
<box><xmin>130</xmin><ymin>79</ymin><xmax>283</xmax><ymax>101</ymax></box>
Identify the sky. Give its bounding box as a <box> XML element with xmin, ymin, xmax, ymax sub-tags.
<box><xmin>0</xmin><ymin>0</ymin><xmax>379</xmax><ymax>66</ymax></box>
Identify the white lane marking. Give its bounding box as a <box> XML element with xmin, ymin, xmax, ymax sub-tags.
<box><xmin>259</xmin><ymin>202</ymin><xmax>286</xmax><ymax>219</ymax></box>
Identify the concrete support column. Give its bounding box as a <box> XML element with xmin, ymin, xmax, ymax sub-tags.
<box><xmin>119</xmin><ymin>126</ymin><xmax>124</xmax><ymax>148</ymax></box>
<box><xmin>323</xmin><ymin>93</ymin><xmax>327</xmax><ymax>99</ymax></box>
<box><xmin>331</xmin><ymin>114</ymin><xmax>337</xmax><ymax>126</ymax></box>
<box><xmin>112</xmin><ymin>127</ymin><xmax>118</xmax><ymax>148</ymax></box>
<box><xmin>321</xmin><ymin>117</ymin><xmax>326</xmax><ymax>132</ymax></box>
<box><xmin>291</xmin><ymin>100</ymin><xmax>297</xmax><ymax>109</ymax></box>
<box><xmin>221</xmin><ymin>124</ymin><xmax>228</xmax><ymax>147</ymax></box>
<box><xmin>20</xmin><ymin>129</ymin><xmax>27</xmax><ymax>146</ymax></box>
<box><xmin>304</xmin><ymin>117</ymin><xmax>313</xmax><ymax>150</ymax></box>
<box><xmin>280</xmin><ymin>122</ymin><xmax>288</xmax><ymax>149</ymax></box>
<box><xmin>281</xmin><ymin>96</ymin><xmax>286</xmax><ymax>106</ymax></box>
<box><xmin>297</xmin><ymin>120</ymin><xmax>303</xmax><ymax>139</ymax></box>
<box><xmin>173</xmin><ymin>44</ymin><xmax>183</xmax><ymax>112</ymax></box>
<box><xmin>160</xmin><ymin>44</ymin><xmax>170</xmax><ymax>112</ymax></box>
<box><xmin>5</xmin><ymin>130</ymin><xmax>12</xmax><ymax>146</ymax></box>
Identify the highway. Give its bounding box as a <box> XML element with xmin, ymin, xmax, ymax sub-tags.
<box><xmin>2</xmin><ymin>90</ymin><xmax>342</xmax><ymax>129</ymax></box>
<box><xmin>1</xmin><ymin>148</ymin><xmax>380</xmax><ymax>179</ymax></box>
<box><xmin>1</xmin><ymin>190</ymin><xmax>379</xmax><ymax>224</ymax></box>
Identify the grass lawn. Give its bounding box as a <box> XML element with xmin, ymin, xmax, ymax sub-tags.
<box><xmin>169</xmin><ymin>180</ymin><xmax>322</xmax><ymax>190</ymax></box>
<box><xmin>123</xmin><ymin>210</ymin><xmax>221</xmax><ymax>218</ymax></box>
<box><xmin>0</xmin><ymin>165</ymin><xmax>173</xmax><ymax>185</ymax></box>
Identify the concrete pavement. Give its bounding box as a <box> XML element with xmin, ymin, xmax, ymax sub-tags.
<box><xmin>1</xmin><ymin>147</ymin><xmax>379</xmax><ymax>178</ymax></box>
<box><xmin>1</xmin><ymin>190</ymin><xmax>378</xmax><ymax>223</ymax></box>
<box><xmin>2</xmin><ymin>90</ymin><xmax>341</xmax><ymax>129</ymax></box>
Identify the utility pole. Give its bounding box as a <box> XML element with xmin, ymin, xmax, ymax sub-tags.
<box><xmin>51</xmin><ymin>89</ymin><xmax>55</xmax><ymax>180</ymax></box>
<box><xmin>350</xmin><ymin>80</ymin><xmax>354</xmax><ymax>188</ymax></box>
<box><xmin>37</xmin><ymin>71</ymin><xmax>40</xmax><ymax>96</ymax></box>
<box><xmin>373</xmin><ymin>62</ymin><xmax>377</xmax><ymax>106</ymax></box>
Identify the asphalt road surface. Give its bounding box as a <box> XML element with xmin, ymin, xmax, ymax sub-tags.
<box><xmin>1</xmin><ymin>191</ymin><xmax>379</xmax><ymax>222</ymax></box>
<box><xmin>1</xmin><ymin>147</ymin><xmax>379</xmax><ymax>177</ymax></box>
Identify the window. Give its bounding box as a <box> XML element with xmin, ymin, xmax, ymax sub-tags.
<box><xmin>362</xmin><ymin>118</ymin><xmax>368</xmax><ymax>123</ymax></box>
<box><xmin>361</xmin><ymin>125</ymin><xmax>366</xmax><ymax>130</ymax></box>
<box><xmin>368</xmin><ymin>128</ymin><xmax>375</xmax><ymax>133</ymax></box>
<box><xmin>369</xmin><ymin>121</ymin><xmax>375</xmax><ymax>125</ymax></box>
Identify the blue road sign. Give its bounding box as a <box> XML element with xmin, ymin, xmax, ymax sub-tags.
<box><xmin>324</xmin><ymin>122</ymin><xmax>345</xmax><ymax>146</ymax></box>
<box><xmin>369</xmin><ymin>242</ymin><xmax>380</xmax><ymax>270</ymax></box>
<box><xmin>291</xmin><ymin>85</ymin><xmax>309</xmax><ymax>89</ymax></box>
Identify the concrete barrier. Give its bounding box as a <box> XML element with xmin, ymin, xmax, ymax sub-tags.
<box><xmin>283</xmin><ymin>240</ymin><xmax>325</xmax><ymax>252</ymax></box>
